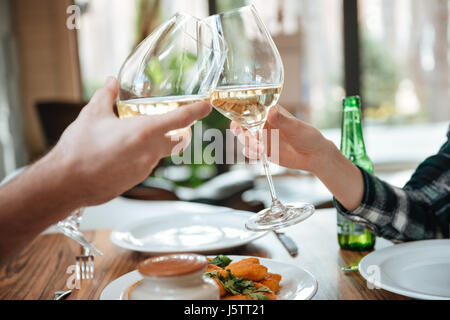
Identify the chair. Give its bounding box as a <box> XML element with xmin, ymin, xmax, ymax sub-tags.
<box><xmin>36</xmin><ymin>101</ymin><xmax>85</xmax><ymax>149</ymax></box>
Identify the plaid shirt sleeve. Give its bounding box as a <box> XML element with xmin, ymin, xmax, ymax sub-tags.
<box><xmin>334</xmin><ymin>125</ymin><xmax>450</xmax><ymax>242</ymax></box>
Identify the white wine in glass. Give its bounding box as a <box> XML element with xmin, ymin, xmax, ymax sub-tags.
<box><xmin>210</xmin><ymin>84</ymin><xmax>282</xmax><ymax>129</ymax></box>
<box><xmin>205</xmin><ymin>5</ymin><xmax>315</xmax><ymax>231</ymax></box>
<box><xmin>117</xmin><ymin>95</ymin><xmax>210</xmax><ymax>119</ymax></box>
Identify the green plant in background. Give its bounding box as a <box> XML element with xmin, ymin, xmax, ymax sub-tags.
<box><xmin>360</xmin><ymin>30</ymin><xmax>402</xmax><ymax>121</ymax></box>
<box><xmin>143</xmin><ymin>51</ymin><xmax>230</xmax><ymax>133</ymax></box>
<box><xmin>144</xmin><ymin>53</ymin><xmax>198</xmax><ymax>95</ymax></box>
<box><xmin>316</xmin><ymin>71</ymin><xmax>345</xmax><ymax>129</ymax></box>
<box><xmin>318</xmin><ymin>30</ymin><xmax>406</xmax><ymax>129</ymax></box>
<box><xmin>216</xmin><ymin>0</ymin><xmax>249</xmax><ymax>12</ymax></box>
<box><xmin>160</xmin><ymin>108</ymin><xmax>231</xmax><ymax>188</ymax></box>
<box><xmin>145</xmin><ymin>58</ymin><xmax>164</xmax><ymax>86</ymax></box>
<box><xmin>169</xmin><ymin>52</ymin><xmax>199</xmax><ymax>95</ymax></box>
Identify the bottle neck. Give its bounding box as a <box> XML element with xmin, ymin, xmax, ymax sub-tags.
<box><xmin>340</xmin><ymin>106</ymin><xmax>367</xmax><ymax>160</ymax></box>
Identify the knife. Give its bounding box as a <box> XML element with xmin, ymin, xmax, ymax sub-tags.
<box><xmin>273</xmin><ymin>231</ymin><xmax>298</xmax><ymax>257</ymax></box>
<box><xmin>52</xmin><ymin>289</ymin><xmax>72</xmax><ymax>300</ymax></box>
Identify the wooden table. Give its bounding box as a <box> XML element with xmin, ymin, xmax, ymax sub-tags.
<box><xmin>0</xmin><ymin>209</ymin><xmax>409</xmax><ymax>300</ymax></box>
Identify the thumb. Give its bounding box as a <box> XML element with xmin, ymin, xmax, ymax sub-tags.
<box><xmin>267</xmin><ymin>105</ymin><xmax>321</xmax><ymax>153</ymax></box>
<box><xmin>135</xmin><ymin>101</ymin><xmax>212</xmax><ymax>134</ymax></box>
<box><xmin>88</xmin><ymin>77</ymin><xmax>119</xmax><ymax>115</ymax></box>
<box><xmin>267</xmin><ymin>105</ymin><xmax>301</xmax><ymax>132</ymax></box>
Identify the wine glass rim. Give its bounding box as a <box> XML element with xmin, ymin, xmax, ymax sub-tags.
<box><xmin>117</xmin><ymin>10</ymin><xmax>227</xmax><ymax>101</ymax></box>
<box><xmin>156</xmin><ymin>12</ymin><xmax>226</xmax><ymax>54</ymax></box>
<box><xmin>202</xmin><ymin>4</ymin><xmax>273</xmax><ymax>54</ymax></box>
<box><xmin>205</xmin><ymin>4</ymin><xmax>257</xmax><ymax>19</ymax></box>
<box><xmin>203</xmin><ymin>4</ymin><xmax>284</xmax><ymax>86</ymax></box>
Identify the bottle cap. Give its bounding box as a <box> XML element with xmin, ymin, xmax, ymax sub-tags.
<box><xmin>343</xmin><ymin>95</ymin><xmax>361</xmax><ymax>108</ymax></box>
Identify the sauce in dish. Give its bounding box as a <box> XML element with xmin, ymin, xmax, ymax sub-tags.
<box><xmin>129</xmin><ymin>254</ymin><xmax>220</xmax><ymax>300</ymax></box>
<box><xmin>137</xmin><ymin>254</ymin><xmax>208</xmax><ymax>277</ymax></box>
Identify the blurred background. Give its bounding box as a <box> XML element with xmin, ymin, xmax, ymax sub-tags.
<box><xmin>0</xmin><ymin>0</ymin><xmax>449</xmax><ymax>210</ymax></box>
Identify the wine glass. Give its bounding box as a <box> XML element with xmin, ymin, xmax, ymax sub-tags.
<box><xmin>204</xmin><ymin>5</ymin><xmax>315</xmax><ymax>231</ymax></box>
<box><xmin>55</xmin><ymin>207</ymin><xmax>102</xmax><ymax>255</ymax></box>
<box><xmin>117</xmin><ymin>13</ymin><xmax>226</xmax><ymax>123</ymax></box>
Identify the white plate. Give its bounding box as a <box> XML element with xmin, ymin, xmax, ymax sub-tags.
<box><xmin>100</xmin><ymin>255</ymin><xmax>318</xmax><ymax>300</ymax></box>
<box><xmin>110</xmin><ymin>210</ymin><xmax>268</xmax><ymax>254</ymax></box>
<box><xmin>359</xmin><ymin>239</ymin><xmax>450</xmax><ymax>300</ymax></box>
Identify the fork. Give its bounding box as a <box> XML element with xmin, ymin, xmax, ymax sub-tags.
<box><xmin>76</xmin><ymin>247</ymin><xmax>95</xmax><ymax>280</ymax></box>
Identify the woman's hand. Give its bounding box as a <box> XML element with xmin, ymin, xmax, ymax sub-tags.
<box><xmin>230</xmin><ymin>105</ymin><xmax>364</xmax><ymax>212</ymax></box>
<box><xmin>230</xmin><ymin>105</ymin><xmax>334</xmax><ymax>175</ymax></box>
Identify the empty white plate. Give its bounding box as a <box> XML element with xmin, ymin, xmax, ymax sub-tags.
<box><xmin>110</xmin><ymin>210</ymin><xmax>268</xmax><ymax>254</ymax></box>
<box><xmin>359</xmin><ymin>239</ymin><xmax>450</xmax><ymax>300</ymax></box>
<box><xmin>100</xmin><ymin>255</ymin><xmax>317</xmax><ymax>300</ymax></box>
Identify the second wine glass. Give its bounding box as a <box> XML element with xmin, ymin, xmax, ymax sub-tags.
<box><xmin>204</xmin><ymin>5</ymin><xmax>315</xmax><ymax>231</ymax></box>
<box><xmin>117</xmin><ymin>13</ymin><xmax>226</xmax><ymax>123</ymax></box>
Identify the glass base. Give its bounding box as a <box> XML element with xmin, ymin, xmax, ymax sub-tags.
<box><xmin>245</xmin><ymin>202</ymin><xmax>315</xmax><ymax>232</ymax></box>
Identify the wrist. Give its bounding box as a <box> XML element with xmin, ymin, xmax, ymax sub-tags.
<box><xmin>0</xmin><ymin>147</ymin><xmax>83</xmax><ymax>262</ymax></box>
<box><xmin>0</xmin><ymin>150</ymin><xmax>83</xmax><ymax>230</ymax></box>
<box><xmin>41</xmin><ymin>147</ymin><xmax>87</xmax><ymax>210</ymax></box>
<box><xmin>311</xmin><ymin>140</ymin><xmax>364</xmax><ymax>211</ymax></box>
<box><xmin>309</xmin><ymin>138</ymin><xmax>339</xmax><ymax>177</ymax></box>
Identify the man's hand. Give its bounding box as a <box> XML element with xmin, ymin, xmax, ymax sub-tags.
<box><xmin>49</xmin><ymin>77</ymin><xmax>212</xmax><ymax>207</ymax></box>
<box><xmin>0</xmin><ymin>77</ymin><xmax>211</xmax><ymax>264</ymax></box>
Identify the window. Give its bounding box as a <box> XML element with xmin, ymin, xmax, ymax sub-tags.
<box><xmin>76</xmin><ymin>0</ymin><xmax>137</xmax><ymax>99</ymax></box>
<box><xmin>76</xmin><ymin>0</ymin><xmax>345</xmax><ymax>129</ymax></box>
<box><xmin>216</xmin><ymin>0</ymin><xmax>345</xmax><ymax>128</ymax></box>
<box><xmin>359</xmin><ymin>0</ymin><xmax>450</xmax><ymax>125</ymax></box>
<box><xmin>76</xmin><ymin>0</ymin><xmax>211</xmax><ymax>100</ymax></box>
<box><xmin>75</xmin><ymin>0</ymin><xmax>449</xmax><ymax>169</ymax></box>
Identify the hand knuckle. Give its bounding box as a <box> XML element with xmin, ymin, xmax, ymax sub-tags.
<box><xmin>179</xmin><ymin>111</ymin><xmax>192</xmax><ymax>125</ymax></box>
<box><xmin>131</xmin><ymin>129</ymin><xmax>149</xmax><ymax>144</ymax></box>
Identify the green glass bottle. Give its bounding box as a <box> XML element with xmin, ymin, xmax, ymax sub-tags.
<box><xmin>337</xmin><ymin>96</ymin><xmax>376</xmax><ymax>251</ymax></box>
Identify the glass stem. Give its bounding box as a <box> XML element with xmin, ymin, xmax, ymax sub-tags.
<box><xmin>255</xmin><ymin>127</ymin><xmax>285</xmax><ymax>214</ymax></box>
<box><xmin>261</xmin><ymin>153</ymin><xmax>278</xmax><ymax>201</ymax></box>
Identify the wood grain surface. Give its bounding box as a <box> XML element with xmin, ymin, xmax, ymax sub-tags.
<box><xmin>0</xmin><ymin>210</ymin><xmax>409</xmax><ymax>300</ymax></box>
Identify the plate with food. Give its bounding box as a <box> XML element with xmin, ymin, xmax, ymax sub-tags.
<box><xmin>100</xmin><ymin>255</ymin><xmax>318</xmax><ymax>300</ymax></box>
<box><xmin>110</xmin><ymin>210</ymin><xmax>268</xmax><ymax>254</ymax></box>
